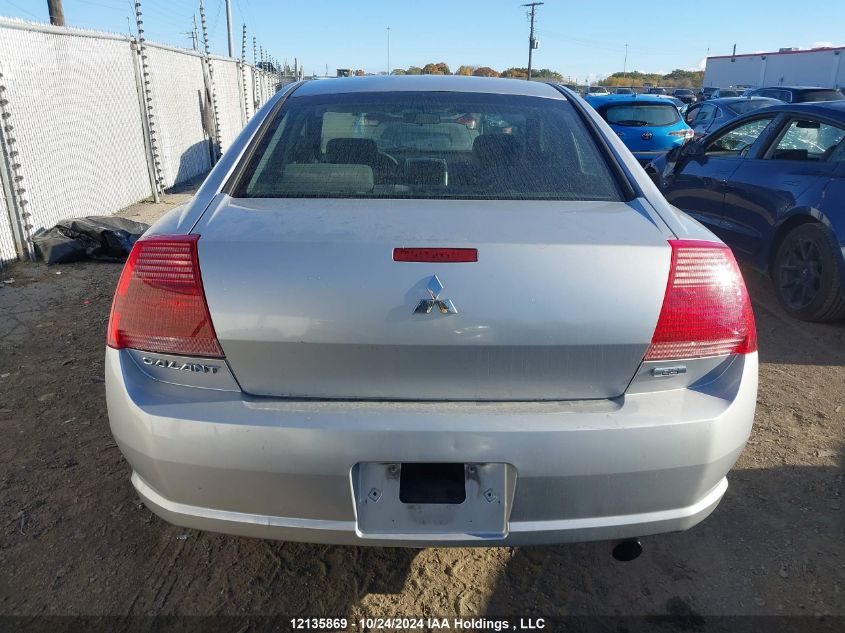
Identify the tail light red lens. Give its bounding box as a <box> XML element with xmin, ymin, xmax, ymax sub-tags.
<box><xmin>668</xmin><ymin>129</ymin><xmax>695</xmax><ymax>139</ymax></box>
<box><xmin>107</xmin><ymin>234</ymin><xmax>223</xmax><ymax>358</ymax></box>
<box><xmin>645</xmin><ymin>239</ymin><xmax>756</xmax><ymax>361</ymax></box>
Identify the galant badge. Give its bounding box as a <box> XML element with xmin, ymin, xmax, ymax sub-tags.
<box><xmin>414</xmin><ymin>275</ymin><xmax>458</xmax><ymax>315</ymax></box>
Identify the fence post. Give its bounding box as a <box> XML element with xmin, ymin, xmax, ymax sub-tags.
<box><xmin>239</xmin><ymin>24</ymin><xmax>249</xmax><ymax>125</ymax></box>
<box><xmin>199</xmin><ymin>1</ymin><xmax>222</xmax><ymax>161</ymax></box>
<box><xmin>252</xmin><ymin>37</ymin><xmax>259</xmax><ymax>111</ymax></box>
<box><xmin>133</xmin><ymin>1</ymin><xmax>163</xmax><ymax>201</ymax></box>
<box><xmin>0</xmin><ymin>67</ymin><xmax>33</xmax><ymax>260</ymax></box>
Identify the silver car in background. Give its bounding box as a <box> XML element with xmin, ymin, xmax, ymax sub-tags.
<box><xmin>106</xmin><ymin>76</ymin><xmax>758</xmax><ymax>547</ymax></box>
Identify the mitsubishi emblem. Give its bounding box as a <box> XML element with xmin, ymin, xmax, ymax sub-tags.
<box><xmin>414</xmin><ymin>275</ymin><xmax>458</xmax><ymax>315</ymax></box>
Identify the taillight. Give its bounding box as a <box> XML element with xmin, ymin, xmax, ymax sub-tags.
<box><xmin>645</xmin><ymin>239</ymin><xmax>756</xmax><ymax>361</ymax></box>
<box><xmin>668</xmin><ymin>128</ymin><xmax>694</xmax><ymax>139</ymax></box>
<box><xmin>107</xmin><ymin>234</ymin><xmax>223</xmax><ymax>358</ymax></box>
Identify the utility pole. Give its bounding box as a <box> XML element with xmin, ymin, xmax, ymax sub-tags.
<box><xmin>47</xmin><ymin>0</ymin><xmax>65</xmax><ymax>26</ymax></box>
<box><xmin>521</xmin><ymin>2</ymin><xmax>543</xmax><ymax>80</ymax></box>
<box><xmin>386</xmin><ymin>26</ymin><xmax>391</xmax><ymax>74</ymax></box>
<box><xmin>623</xmin><ymin>43</ymin><xmax>628</xmax><ymax>80</ymax></box>
<box><xmin>225</xmin><ymin>0</ymin><xmax>234</xmax><ymax>58</ymax></box>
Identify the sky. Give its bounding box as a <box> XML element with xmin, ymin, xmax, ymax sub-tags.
<box><xmin>1</xmin><ymin>0</ymin><xmax>843</xmax><ymax>82</ymax></box>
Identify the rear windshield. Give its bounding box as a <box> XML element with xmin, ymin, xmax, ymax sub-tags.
<box><xmin>729</xmin><ymin>99</ymin><xmax>778</xmax><ymax>114</ymax></box>
<box><xmin>799</xmin><ymin>90</ymin><xmax>845</xmax><ymax>102</ymax></box>
<box><xmin>718</xmin><ymin>90</ymin><xmax>741</xmax><ymax>97</ymax></box>
<box><xmin>674</xmin><ymin>90</ymin><xmax>693</xmax><ymax>95</ymax></box>
<box><xmin>233</xmin><ymin>92</ymin><xmax>623</xmax><ymax>201</ymax></box>
<box><xmin>602</xmin><ymin>103</ymin><xmax>680</xmax><ymax>127</ymax></box>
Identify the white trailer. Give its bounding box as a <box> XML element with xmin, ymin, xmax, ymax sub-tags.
<box><xmin>703</xmin><ymin>47</ymin><xmax>844</xmax><ymax>89</ymax></box>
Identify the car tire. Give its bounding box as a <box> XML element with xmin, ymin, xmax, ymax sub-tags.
<box><xmin>772</xmin><ymin>223</ymin><xmax>845</xmax><ymax>322</ymax></box>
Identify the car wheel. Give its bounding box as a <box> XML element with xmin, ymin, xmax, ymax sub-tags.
<box><xmin>772</xmin><ymin>223</ymin><xmax>845</xmax><ymax>322</ymax></box>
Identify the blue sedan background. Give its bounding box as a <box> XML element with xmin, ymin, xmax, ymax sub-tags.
<box><xmin>647</xmin><ymin>102</ymin><xmax>845</xmax><ymax>322</ymax></box>
<box><xmin>584</xmin><ymin>94</ymin><xmax>693</xmax><ymax>165</ymax></box>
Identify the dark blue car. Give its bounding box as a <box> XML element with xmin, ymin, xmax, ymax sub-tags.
<box><xmin>647</xmin><ymin>102</ymin><xmax>845</xmax><ymax>321</ymax></box>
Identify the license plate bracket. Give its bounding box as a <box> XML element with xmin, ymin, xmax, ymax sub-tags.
<box><xmin>354</xmin><ymin>462</ymin><xmax>515</xmax><ymax>539</ymax></box>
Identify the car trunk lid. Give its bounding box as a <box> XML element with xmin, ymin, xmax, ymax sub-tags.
<box><xmin>194</xmin><ymin>196</ymin><xmax>671</xmax><ymax>401</ymax></box>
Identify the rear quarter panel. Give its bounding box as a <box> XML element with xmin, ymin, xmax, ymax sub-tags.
<box><xmin>817</xmin><ymin>164</ymin><xmax>845</xmax><ymax>278</ymax></box>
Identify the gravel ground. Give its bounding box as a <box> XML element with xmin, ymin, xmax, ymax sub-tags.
<box><xmin>0</xmin><ymin>189</ymin><xmax>842</xmax><ymax>625</ymax></box>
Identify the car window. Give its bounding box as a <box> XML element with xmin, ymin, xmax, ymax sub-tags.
<box><xmin>705</xmin><ymin>117</ymin><xmax>775</xmax><ymax>156</ymax></box>
<box><xmin>603</xmin><ymin>103</ymin><xmax>679</xmax><ymax>127</ymax></box>
<box><xmin>684</xmin><ymin>104</ymin><xmax>700</xmax><ymax>124</ymax></box>
<box><xmin>798</xmin><ymin>90</ymin><xmax>845</xmax><ymax>102</ymax></box>
<box><xmin>769</xmin><ymin>119</ymin><xmax>845</xmax><ymax>161</ymax></box>
<box><xmin>728</xmin><ymin>99</ymin><xmax>778</xmax><ymax>115</ymax></box>
<box><xmin>234</xmin><ymin>91</ymin><xmax>624</xmax><ymax>201</ymax></box>
<box><xmin>692</xmin><ymin>104</ymin><xmax>715</xmax><ymax>124</ymax></box>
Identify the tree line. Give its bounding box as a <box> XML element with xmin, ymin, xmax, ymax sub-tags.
<box><xmin>598</xmin><ymin>69</ymin><xmax>704</xmax><ymax>88</ymax></box>
<box><xmin>351</xmin><ymin>63</ymin><xmax>563</xmax><ymax>81</ymax></box>
<box><xmin>348</xmin><ymin>64</ymin><xmax>704</xmax><ymax>88</ymax></box>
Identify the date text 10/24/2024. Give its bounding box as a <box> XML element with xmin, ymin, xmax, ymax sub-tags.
<box><xmin>290</xmin><ymin>618</ymin><xmax>547</xmax><ymax>631</ymax></box>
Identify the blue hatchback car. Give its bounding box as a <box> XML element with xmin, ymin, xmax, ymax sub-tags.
<box><xmin>647</xmin><ymin>102</ymin><xmax>845</xmax><ymax>321</ymax></box>
<box><xmin>584</xmin><ymin>94</ymin><xmax>693</xmax><ymax>166</ymax></box>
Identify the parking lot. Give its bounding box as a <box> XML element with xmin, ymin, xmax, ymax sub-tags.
<box><xmin>0</xmin><ymin>187</ymin><xmax>842</xmax><ymax>622</ymax></box>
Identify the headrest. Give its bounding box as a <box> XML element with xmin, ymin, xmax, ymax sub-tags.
<box><xmin>472</xmin><ymin>134</ymin><xmax>523</xmax><ymax>166</ymax></box>
<box><xmin>325</xmin><ymin>138</ymin><xmax>379</xmax><ymax>165</ymax></box>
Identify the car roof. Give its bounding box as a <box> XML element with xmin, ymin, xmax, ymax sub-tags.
<box><xmin>585</xmin><ymin>94</ymin><xmax>674</xmax><ymax>105</ymax></box>
<box><xmin>707</xmin><ymin>96</ymin><xmax>782</xmax><ymax>105</ymax></box>
<box><xmin>736</xmin><ymin>101</ymin><xmax>845</xmax><ymax>121</ymax></box>
<box><xmin>755</xmin><ymin>86</ymin><xmax>841</xmax><ymax>92</ymax></box>
<box><xmin>290</xmin><ymin>75</ymin><xmax>565</xmax><ymax>99</ymax></box>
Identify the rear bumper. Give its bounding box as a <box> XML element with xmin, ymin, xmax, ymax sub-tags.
<box><xmin>106</xmin><ymin>348</ymin><xmax>757</xmax><ymax>547</ymax></box>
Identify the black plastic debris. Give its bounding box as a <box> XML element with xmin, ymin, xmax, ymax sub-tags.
<box><xmin>32</xmin><ymin>216</ymin><xmax>149</xmax><ymax>265</ymax></box>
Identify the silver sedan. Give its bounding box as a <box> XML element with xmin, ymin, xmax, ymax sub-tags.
<box><xmin>106</xmin><ymin>76</ymin><xmax>758</xmax><ymax>547</ymax></box>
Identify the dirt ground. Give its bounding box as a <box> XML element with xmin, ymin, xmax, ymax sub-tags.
<box><xmin>0</xmin><ymin>187</ymin><xmax>843</xmax><ymax>626</ymax></box>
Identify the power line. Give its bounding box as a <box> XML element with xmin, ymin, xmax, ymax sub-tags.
<box><xmin>0</xmin><ymin>0</ymin><xmax>40</xmax><ymax>19</ymax></box>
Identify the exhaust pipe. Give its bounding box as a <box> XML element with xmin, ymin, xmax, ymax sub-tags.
<box><xmin>612</xmin><ymin>539</ymin><xmax>643</xmax><ymax>562</ymax></box>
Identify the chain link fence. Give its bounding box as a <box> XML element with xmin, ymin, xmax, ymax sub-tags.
<box><xmin>0</xmin><ymin>17</ymin><xmax>288</xmax><ymax>267</ymax></box>
<box><xmin>144</xmin><ymin>44</ymin><xmax>214</xmax><ymax>189</ymax></box>
<box><xmin>0</xmin><ymin>181</ymin><xmax>14</xmax><ymax>263</ymax></box>
<box><xmin>210</xmin><ymin>58</ymin><xmax>246</xmax><ymax>152</ymax></box>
